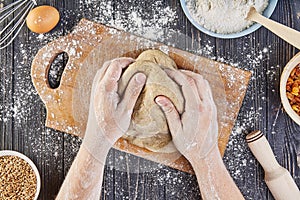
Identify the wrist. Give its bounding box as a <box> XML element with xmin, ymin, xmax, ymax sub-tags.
<box><xmin>188</xmin><ymin>144</ymin><xmax>222</xmax><ymax>166</ymax></box>
<box><xmin>81</xmin><ymin>144</ymin><xmax>110</xmax><ymax>165</ymax></box>
<box><xmin>82</xmin><ymin>133</ymin><xmax>112</xmax><ymax>164</ymax></box>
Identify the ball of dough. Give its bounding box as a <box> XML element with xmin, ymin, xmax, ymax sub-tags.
<box><xmin>118</xmin><ymin>50</ymin><xmax>184</xmax><ymax>153</ymax></box>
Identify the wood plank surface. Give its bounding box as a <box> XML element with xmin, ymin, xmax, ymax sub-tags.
<box><xmin>30</xmin><ymin>19</ymin><xmax>251</xmax><ymax>174</ymax></box>
<box><xmin>0</xmin><ymin>0</ymin><xmax>300</xmax><ymax>199</ymax></box>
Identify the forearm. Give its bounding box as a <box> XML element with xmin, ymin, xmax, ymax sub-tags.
<box><xmin>56</xmin><ymin>144</ymin><xmax>110</xmax><ymax>200</ymax></box>
<box><xmin>189</xmin><ymin>145</ymin><xmax>244</xmax><ymax>200</ymax></box>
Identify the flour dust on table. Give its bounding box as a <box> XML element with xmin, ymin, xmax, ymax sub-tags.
<box><xmin>79</xmin><ymin>0</ymin><xmax>178</xmax><ymax>42</ymax></box>
<box><xmin>0</xmin><ymin>0</ymin><xmax>187</xmax><ymax>176</ymax></box>
<box><xmin>2</xmin><ymin>4</ymin><xmax>276</xmax><ymax>175</ymax></box>
<box><xmin>0</xmin><ymin>0</ymin><xmax>284</xmax><ymax>188</ymax></box>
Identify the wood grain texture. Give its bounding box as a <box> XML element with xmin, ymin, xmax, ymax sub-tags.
<box><xmin>0</xmin><ymin>0</ymin><xmax>299</xmax><ymax>199</ymax></box>
<box><xmin>30</xmin><ymin>19</ymin><xmax>251</xmax><ymax>174</ymax></box>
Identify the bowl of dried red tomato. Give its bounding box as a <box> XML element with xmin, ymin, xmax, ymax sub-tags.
<box><xmin>280</xmin><ymin>52</ymin><xmax>300</xmax><ymax>126</ymax></box>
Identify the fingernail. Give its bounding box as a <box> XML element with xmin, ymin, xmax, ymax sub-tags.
<box><xmin>113</xmin><ymin>57</ymin><xmax>135</xmax><ymax>62</ymax></box>
<box><xmin>164</xmin><ymin>68</ymin><xmax>176</xmax><ymax>76</ymax></box>
<box><xmin>155</xmin><ymin>97</ymin><xmax>166</xmax><ymax>106</ymax></box>
<box><xmin>123</xmin><ymin>57</ymin><xmax>135</xmax><ymax>64</ymax></box>
<box><xmin>164</xmin><ymin>68</ymin><xmax>172</xmax><ymax>73</ymax></box>
<box><xmin>135</xmin><ymin>73</ymin><xmax>146</xmax><ymax>84</ymax></box>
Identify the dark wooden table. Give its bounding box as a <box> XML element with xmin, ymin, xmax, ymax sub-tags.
<box><xmin>1</xmin><ymin>0</ymin><xmax>300</xmax><ymax>199</ymax></box>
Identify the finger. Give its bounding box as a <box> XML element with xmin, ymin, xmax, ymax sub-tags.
<box><xmin>180</xmin><ymin>70</ymin><xmax>217</xmax><ymax>115</ymax></box>
<box><xmin>118</xmin><ymin>73</ymin><xmax>146</xmax><ymax>114</ymax></box>
<box><xmin>102</xmin><ymin>58</ymin><xmax>134</xmax><ymax>93</ymax></box>
<box><xmin>203</xmin><ymin>80</ymin><xmax>214</xmax><ymax>103</ymax></box>
<box><xmin>92</xmin><ymin>57</ymin><xmax>134</xmax><ymax>94</ymax></box>
<box><xmin>164</xmin><ymin>69</ymin><xmax>201</xmax><ymax>110</ymax></box>
<box><xmin>91</xmin><ymin>65</ymin><xmax>112</xmax><ymax>113</ymax></box>
<box><xmin>95</xmin><ymin>60</ymin><xmax>112</xmax><ymax>82</ymax></box>
<box><xmin>180</xmin><ymin>70</ymin><xmax>207</xmax><ymax>101</ymax></box>
<box><xmin>203</xmin><ymin>80</ymin><xmax>218</xmax><ymax>116</ymax></box>
<box><xmin>155</xmin><ymin>96</ymin><xmax>182</xmax><ymax>138</ymax></box>
<box><xmin>97</xmin><ymin>57</ymin><xmax>135</xmax><ymax>83</ymax></box>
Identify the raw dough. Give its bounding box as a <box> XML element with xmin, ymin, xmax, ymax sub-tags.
<box><xmin>118</xmin><ymin>50</ymin><xmax>184</xmax><ymax>153</ymax></box>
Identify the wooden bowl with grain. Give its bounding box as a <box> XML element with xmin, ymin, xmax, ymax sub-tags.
<box><xmin>0</xmin><ymin>150</ymin><xmax>41</xmax><ymax>200</ymax></box>
<box><xmin>280</xmin><ymin>52</ymin><xmax>300</xmax><ymax>126</ymax></box>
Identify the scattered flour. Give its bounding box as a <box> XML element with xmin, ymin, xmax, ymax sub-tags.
<box><xmin>79</xmin><ymin>0</ymin><xmax>177</xmax><ymax>41</ymax></box>
<box><xmin>186</xmin><ymin>0</ymin><xmax>268</xmax><ymax>34</ymax></box>
<box><xmin>0</xmin><ymin>0</ymin><xmax>277</xmax><ymax>174</ymax></box>
<box><xmin>0</xmin><ymin>0</ymin><xmax>181</xmax><ymax>175</ymax></box>
<box><xmin>0</xmin><ymin>1</ymin><xmax>292</xmax><ymax>198</ymax></box>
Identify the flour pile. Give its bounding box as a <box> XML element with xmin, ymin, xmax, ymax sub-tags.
<box><xmin>186</xmin><ymin>0</ymin><xmax>268</xmax><ymax>34</ymax></box>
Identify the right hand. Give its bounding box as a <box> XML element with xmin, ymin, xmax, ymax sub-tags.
<box><xmin>155</xmin><ymin>69</ymin><xmax>218</xmax><ymax>161</ymax></box>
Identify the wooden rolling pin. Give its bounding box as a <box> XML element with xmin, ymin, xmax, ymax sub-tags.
<box><xmin>246</xmin><ymin>130</ymin><xmax>300</xmax><ymax>200</ymax></box>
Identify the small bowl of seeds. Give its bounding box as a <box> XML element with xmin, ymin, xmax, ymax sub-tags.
<box><xmin>0</xmin><ymin>150</ymin><xmax>41</xmax><ymax>200</ymax></box>
<box><xmin>280</xmin><ymin>52</ymin><xmax>300</xmax><ymax>126</ymax></box>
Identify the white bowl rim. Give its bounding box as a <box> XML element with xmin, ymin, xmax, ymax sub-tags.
<box><xmin>180</xmin><ymin>0</ymin><xmax>278</xmax><ymax>39</ymax></box>
<box><xmin>0</xmin><ymin>150</ymin><xmax>41</xmax><ymax>200</ymax></box>
<box><xmin>280</xmin><ymin>52</ymin><xmax>300</xmax><ymax>126</ymax></box>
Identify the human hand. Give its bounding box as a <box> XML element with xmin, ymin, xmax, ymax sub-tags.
<box><xmin>155</xmin><ymin>69</ymin><xmax>218</xmax><ymax>161</ymax></box>
<box><xmin>82</xmin><ymin>58</ymin><xmax>146</xmax><ymax>162</ymax></box>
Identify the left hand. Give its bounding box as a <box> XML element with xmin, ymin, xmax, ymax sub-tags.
<box><xmin>82</xmin><ymin>58</ymin><xmax>146</xmax><ymax>162</ymax></box>
<box><xmin>93</xmin><ymin>58</ymin><xmax>146</xmax><ymax>143</ymax></box>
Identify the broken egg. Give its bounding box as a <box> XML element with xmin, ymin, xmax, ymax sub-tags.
<box><xmin>26</xmin><ymin>5</ymin><xmax>60</xmax><ymax>34</ymax></box>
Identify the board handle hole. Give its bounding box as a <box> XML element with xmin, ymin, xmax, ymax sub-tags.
<box><xmin>47</xmin><ymin>52</ymin><xmax>69</xmax><ymax>89</ymax></box>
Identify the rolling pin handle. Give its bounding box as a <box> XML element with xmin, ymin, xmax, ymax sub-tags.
<box><xmin>246</xmin><ymin>130</ymin><xmax>300</xmax><ymax>200</ymax></box>
<box><xmin>246</xmin><ymin>130</ymin><xmax>280</xmax><ymax>172</ymax></box>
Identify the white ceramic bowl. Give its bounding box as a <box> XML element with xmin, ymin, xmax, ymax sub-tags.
<box><xmin>0</xmin><ymin>150</ymin><xmax>41</xmax><ymax>200</ymax></box>
<box><xmin>280</xmin><ymin>52</ymin><xmax>300</xmax><ymax>126</ymax></box>
<box><xmin>180</xmin><ymin>0</ymin><xmax>278</xmax><ymax>39</ymax></box>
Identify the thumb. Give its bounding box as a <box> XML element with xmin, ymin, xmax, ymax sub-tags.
<box><xmin>155</xmin><ymin>96</ymin><xmax>182</xmax><ymax>138</ymax></box>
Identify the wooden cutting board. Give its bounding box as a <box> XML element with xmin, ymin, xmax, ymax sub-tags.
<box><xmin>31</xmin><ymin>19</ymin><xmax>251</xmax><ymax>174</ymax></box>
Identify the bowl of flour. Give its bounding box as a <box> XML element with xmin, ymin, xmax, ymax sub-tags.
<box><xmin>181</xmin><ymin>0</ymin><xmax>278</xmax><ymax>38</ymax></box>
